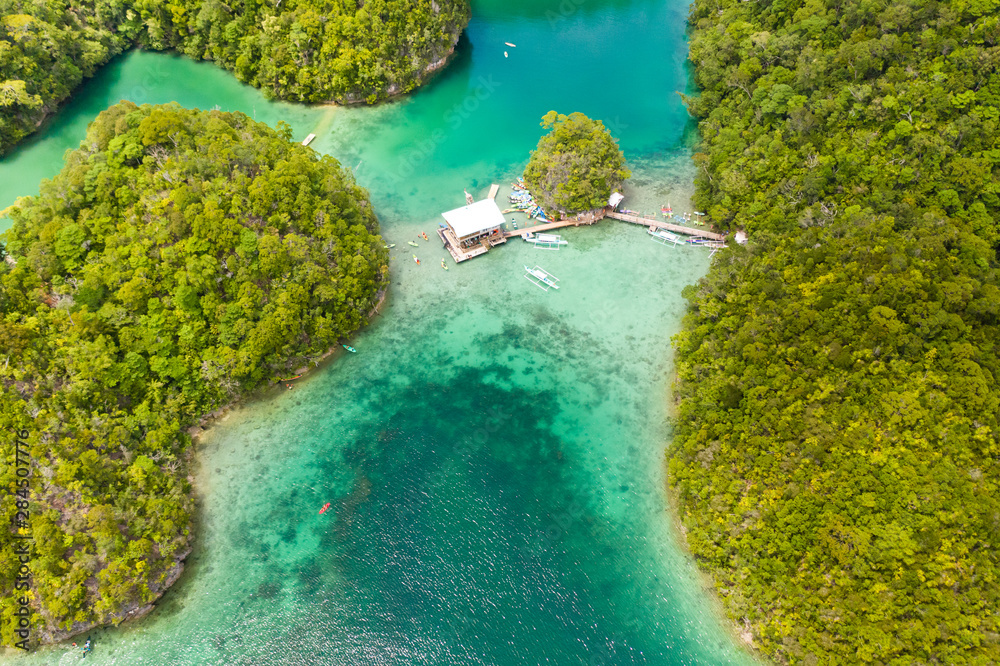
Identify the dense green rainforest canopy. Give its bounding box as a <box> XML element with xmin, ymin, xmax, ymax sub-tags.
<box><xmin>0</xmin><ymin>0</ymin><xmax>470</xmax><ymax>155</ymax></box>
<box><xmin>0</xmin><ymin>102</ymin><xmax>387</xmax><ymax>644</ymax></box>
<box><xmin>671</xmin><ymin>0</ymin><xmax>1000</xmax><ymax>663</ymax></box>
<box><xmin>523</xmin><ymin>111</ymin><xmax>630</xmax><ymax>214</ymax></box>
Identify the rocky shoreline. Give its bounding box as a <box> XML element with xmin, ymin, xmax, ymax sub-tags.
<box><xmin>32</xmin><ymin>288</ymin><xmax>388</xmax><ymax>648</ymax></box>
<box><xmin>190</xmin><ymin>287</ymin><xmax>388</xmax><ymax>434</ymax></box>
<box><xmin>35</xmin><ymin>547</ymin><xmax>192</xmax><ymax>645</ymax></box>
<box><xmin>334</xmin><ymin>42</ymin><xmax>459</xmax><ymax>105</ymax></box>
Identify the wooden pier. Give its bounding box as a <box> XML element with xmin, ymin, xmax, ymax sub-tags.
<box><xmin>438</xmin><ymin>187</ymin><xmax>730</xmax><ymax>264</ymax></box>
<box><xmin>606</xmin><ymin>210</ymin><xmax>726</xmax><ymax>241</ymax></box>
<box><xmin>437</xmin><ymin>227</ymin><xmax>489</xmax><ymax>263</ymax></box>
<box><xmin>504</xmin><ymin>208</ymin><xmax>606</xmax><ymax>238</ymax></box>
<box><xmin>505</xmin><ymin>219</ymin><xmax>577</xmax><ymax>238</ymax></box>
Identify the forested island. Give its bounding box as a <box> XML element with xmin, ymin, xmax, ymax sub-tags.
<box><xmin>523</xmin><ymin>111</ymin><xmax>630</xmax><ymax>214</ymax></box>
<box><xmin>670</xmin><ymin>0</ymin><xmax>1000</xmax><ymax>663</ymax></box>
<box><xmin>0</xmin><ymin>0</ymin><xmax>470</xmax><ymax>155</ymax></box>
<box><xmin>0</xmin><ymin>102</ymin><xmax>387</xmax><ymax>645</ymax></box>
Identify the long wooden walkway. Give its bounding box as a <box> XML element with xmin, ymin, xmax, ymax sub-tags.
<box><xmin>504</xmin><ymin>219</ymin><xmax>578</xmax><ymax>238</ymax></box>
<box><xmin>487</xmin><ymin>183</ymin><xmax>500</xmax><ymax>200</ymax></box>
<box><xmin>606</xmin><ymin>211</ymin><xmax>726</xmax><ymax>241</ymax></box>
<box><xmin>504</xmin><ymin>208</ymin><xmax>605</xmax><ymax>238</ymax></box>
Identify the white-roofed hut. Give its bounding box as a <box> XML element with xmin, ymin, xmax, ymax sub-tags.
<box><xmin>437</xmin><ymin>198</ymin><xmax>508</xmax><ymax>263</ymax></box>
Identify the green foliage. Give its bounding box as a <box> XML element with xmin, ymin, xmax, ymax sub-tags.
<box><xmin>0</xmin><ymin>0</ymin><xmax>470</xmax><ymax>155</ymax></box>
<box><xmin>0</xmin><ymin>0</ymin><xmax>140</xmax><ymax>156</ymax></box>
<box><xmin>523</xmin><ymin>111</ymin><xmax>630</xmax><ymax>215</ymax></box>
<box><xmin>0</xmin><ymin>102</ymin><xmax>388</xmax><ymax>644</ymax></box>
<box><xmin>131</xmin><ymin>0</ymin><xmax>469</xmax><ymax>105</ymax></box>
<box><xmin>671</xmin><ymin>0</ymin><xmax>1000</xmax><ymax>663</ymax></box>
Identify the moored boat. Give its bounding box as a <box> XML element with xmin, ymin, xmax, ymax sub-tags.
<box><xmin>523</xmin><ymin>232</ymin><xmax>568</xmax><ymax>246</ymax></box>
<box><xmin>648</xmin><ymin>227</ymin><xmax>686</xmax><ymax>246</ymax></box>
<box><xmin>524</xmin><ymin>265</ymin><xmax>560</xmax><ymax>290</ymax></box>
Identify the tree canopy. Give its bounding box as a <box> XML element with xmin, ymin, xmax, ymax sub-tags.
<box><xmin>132</xmin><ymin>0</ymin><xmax>469</xmax><ymax>105</ymax></box>
<box><xmin>670</xmin><ymin>0</ymin><xmax>1000</xmax><ymax>663</ymax></box>
<box><xmin>0</xmin><ymin>0</ymin><xmax>470</xmax><ymax>155</ymax></box>
<box><xmin>523</xmin><ymin>111</ymin><xmax>630</xmax><ymax>215</ymax></box>
<box><xmin>0</xmin><ymin>0</ymin><xmax>141</xmax><ymax>155</ymax></box>
<box><xmin>0</xmin><ymin>102</ymin><xmax>388</xmax><ymax>645</ymax></box>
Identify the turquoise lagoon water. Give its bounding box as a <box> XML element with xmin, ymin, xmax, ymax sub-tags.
<box><xmin>1</xmin><ymin>1</ymin><xmax>759</xmax><ymax>664</ymax></box>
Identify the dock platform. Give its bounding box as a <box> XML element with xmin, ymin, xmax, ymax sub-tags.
<box><xmin>506</xmin><ymin>220</ymin><xmax>575</xmax><ymax>238</ymax></box>
<box><xmin>504</xmin><ymin>208</ymin><xmax>606</xmax><ymax>238</ymax></box>
<box><xmin>438</xmin><ymin>193</ymin><xmax>729</xmax><ymax>264</ymax></box>
<box><xmin>606</xmin><ymin>210</ymin><xmax>725</xmax><ymax>241</ymax></box>
<box><xmin>437</xmin><ymin>227</ymin><xmax>489</xmax><ymax>263</ymax></box>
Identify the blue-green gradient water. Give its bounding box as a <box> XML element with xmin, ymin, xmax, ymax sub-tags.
<box><xmin>1</xmin><ymin>1</ymin><xmax>760</xmax><ymax>664</ymax></box>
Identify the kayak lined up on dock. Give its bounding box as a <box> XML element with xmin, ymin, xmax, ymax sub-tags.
<box><xmin>508</xmin><ymin>178</ymin><xmax>550</xmax><ymax>222</ymax></box>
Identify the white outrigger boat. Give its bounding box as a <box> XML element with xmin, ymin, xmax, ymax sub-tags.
<box><xmin>524</xmin><ymin>265</ymin><xmax>560</xmax><ymax>291</ymax></box>
<box><xmin>523</xmin><ymin>232</ymin><xmax>568</xmax><ymax>249</ymax></box>
<box><xmin>648</xmin><ymin>227</ymin><xmax>686</xmax><ymax>246</ymax></box>
<box><xmin>695</xmin><ymin>239</ymin><xmax>728</xmax><ymax>257</ymax></box>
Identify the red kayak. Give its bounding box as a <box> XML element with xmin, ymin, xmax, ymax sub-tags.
<box><xmin>319</xmin><ymin>503</ymin><xmax>331</xmax><ymax>514</ymax></box>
